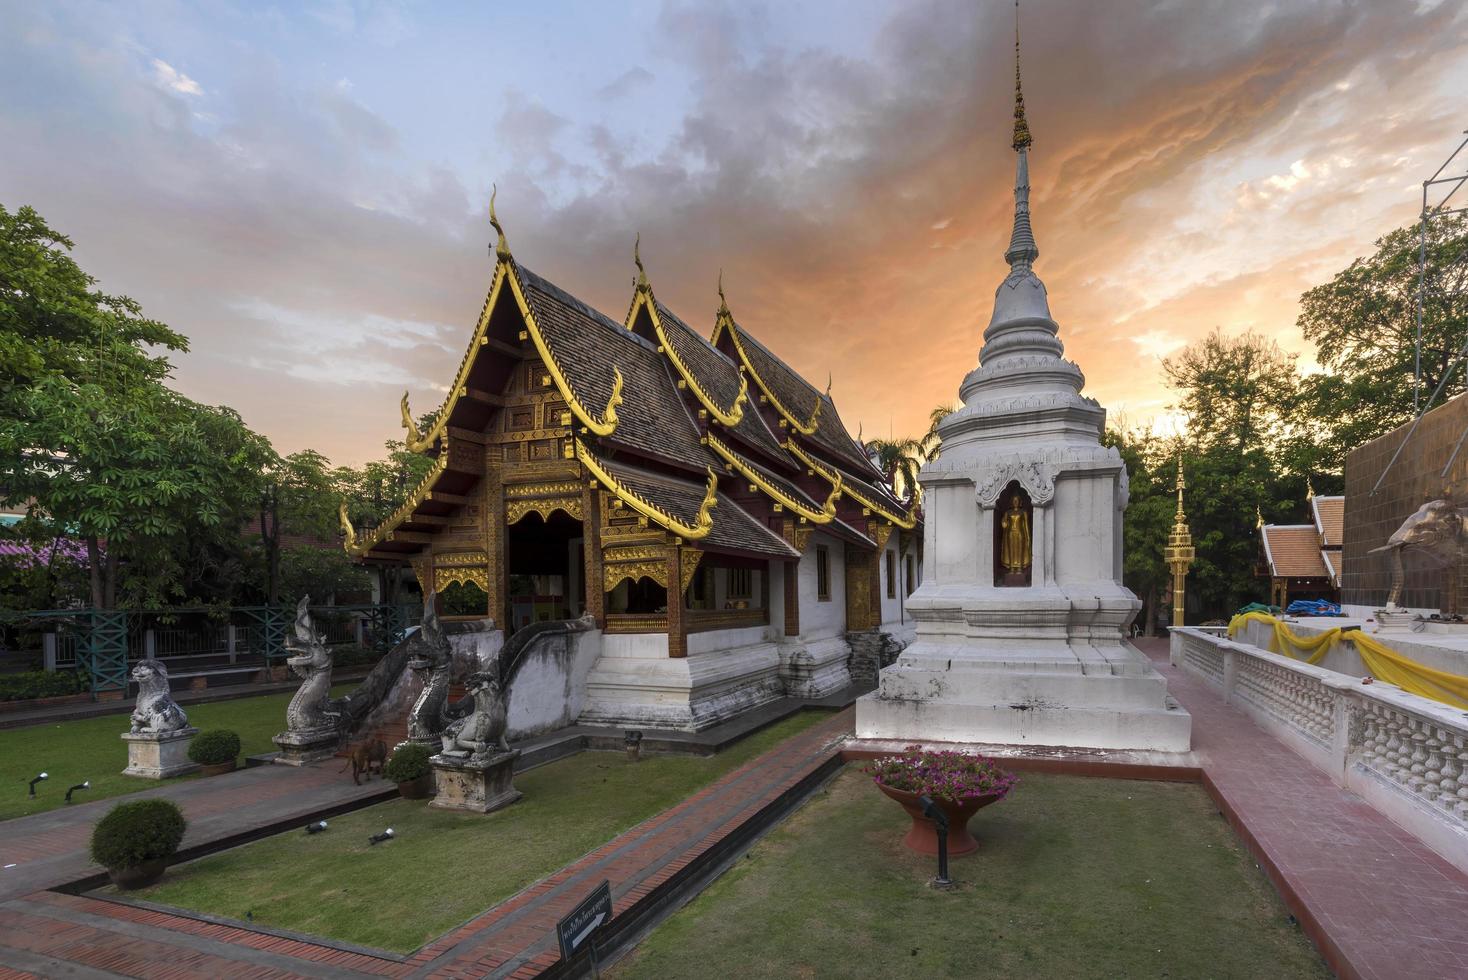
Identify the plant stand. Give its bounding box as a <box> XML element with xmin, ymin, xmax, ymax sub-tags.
<box><xmin>271</xmin><ymin>727</ymin><xmax>340</xmax><ymax>766</ymax></box>
<box><xmin>429</xmin><ymin>749</ymin><xmax>522</xmax><ymax>814</ymax></box>
<box><xmin>121</xmin><ymin>727</ymin><xmax>199</xmax><ymax>780</ymax></box>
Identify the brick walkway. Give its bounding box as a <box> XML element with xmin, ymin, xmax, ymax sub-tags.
<box><xmin>1136</xmin><ymin>636</ymin><xmax>1468</xmax><ymax>980</ymax></box>
<box><xmin>0</xmin><ymin>710</ymin><xmax>853</xmax><ymax>979</ymax></box>
<box><xmin>5</xmin><ymin>648</ymin><xmax>1467</xmax><ymax>979</ymax></box>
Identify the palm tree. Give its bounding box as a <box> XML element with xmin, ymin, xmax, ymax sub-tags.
<box><xmin>921</xmin><ymin>404</ymin><xmax>956</xmax><ymax>461</ymax></box>
<box><xmin>865</xmin><ymin>437</ymin><xmax>924</xmax><ymax>502</ymax></box>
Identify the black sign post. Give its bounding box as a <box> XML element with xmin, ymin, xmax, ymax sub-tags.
<box><xmin>557</xmin><ymin>879</ymin><xmax>613</xmax><ymax>976</ymax></box>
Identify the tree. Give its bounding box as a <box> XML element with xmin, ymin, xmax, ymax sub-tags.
<box><xmin>1299</xmin><ymin>214</ymin><xmax>1468</xmax><ymax>463</ymax></box>
<box><xmin>1106</xmin><ymin>427</ymin><xmax>1175</xmax><ymax>634</ymax></box>
<box><xmin>865</xmin><ymin>438</ymin><xmax>923</xmax><ymax>501</ymax></box>
<box><xmin>0</xmin><ymin>204</ymin><xmax>266</xmax><ymax>608</ymax></box>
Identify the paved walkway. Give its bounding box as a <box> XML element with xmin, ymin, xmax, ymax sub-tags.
<box><xmin>0</xmin><ymin>763</ymin><xmax>393</xmax><ymax>903</ymax></box>
<box><xmin>0</xmin><ymin>709</ymin><xmax>852</xmax><ymax>979</ymax></box>
<box><xmin>4</xmin><ymin>646</ymin><xmax>1467</xmax><ymax>979</ymax></box>
<box><xmin>1135</xmin><ymin>636</ymin><xmax>1468</xmax><ymax>980</ymax></box>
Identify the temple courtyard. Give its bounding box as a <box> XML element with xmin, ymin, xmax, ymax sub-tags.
<box><xmin>0</xmin><ymin>639</ymin><xmax>1463</xmax><ymax>979</ymax></box>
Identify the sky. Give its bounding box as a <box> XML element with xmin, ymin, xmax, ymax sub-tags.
<box><xmin>3</xmin><ymin>0</ymin><xmax>1466</xmax><ymax>466</ymax></box>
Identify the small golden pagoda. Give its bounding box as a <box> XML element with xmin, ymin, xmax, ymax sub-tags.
<box><xmin>1163</xmin><ymin>454</ymin><xmax>1195</xmax><ymax>627</ymax></box>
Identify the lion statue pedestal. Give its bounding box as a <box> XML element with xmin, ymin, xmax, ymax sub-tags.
<box><xmin>428</xmin><ymin>669</ymin><xmax>521</xmax><ymax>813</ymax></box>
<box><xmin>429</xmin><ymin>748</ymin><xmax>521</xmax><ymax>814</ymax></box>
<box><xmin>122</xmin><ymin>659</ymin><xmax>198</xmax><ymax>779</ymax></box>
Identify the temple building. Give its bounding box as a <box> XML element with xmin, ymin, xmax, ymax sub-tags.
<box><xmin>340</xmin><ymin>208</ymin><xmax>920</xmax><ymax>731</ymax></box>
<box><xmin>1257</xmin><ymin>490</ymin><xmax>1344</xmax><ymax>608</ymax></box>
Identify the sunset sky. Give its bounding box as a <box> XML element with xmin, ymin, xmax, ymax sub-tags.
<box><xmin>4</xmin><ymin>1</ymin><xmax>1466</xmax><ymax>466</ymax></box>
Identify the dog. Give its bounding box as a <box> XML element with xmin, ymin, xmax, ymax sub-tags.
<box><xmin>340</xmin><ymin>738</ymin><xmax>388</xmax><ymax>785</ymax></box>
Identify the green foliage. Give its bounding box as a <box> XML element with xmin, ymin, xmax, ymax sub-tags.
<box><xmin>278</xmin><ymin>545</ymin><xmax>370</xmax><ymax>604</ymax></box>
<box><xmin>1299</xmin><ymin>215</ymin><xmax>1468</xmax><ymax>470</ymax></box>
<box><xmin>187</xmin><ymin>729</ymin><xmax>241</xmax><ymax>765</ymax></box>
<box><xmin>90</xmin><ymin>798</ymin><xmax>187</xmax><ymax>869</ymax></box>
<box><xmin>383</xmin><ymin>742</ymin><xmax>433</xmax><ymax>782</ymax></box>
<box><xmin>0</xmin><ymin>669</ymin><xmax>89</xmax><ymax>701</ymax></box>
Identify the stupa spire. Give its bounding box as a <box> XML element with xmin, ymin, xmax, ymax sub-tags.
<box><xmin>1004</xmin><ymin>1</ymin><xmax>1038</xmax><ymax>272</ymax></box>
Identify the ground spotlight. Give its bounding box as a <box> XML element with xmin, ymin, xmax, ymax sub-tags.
<box><xmin>65</xmin><ymin>781</ymin><xmax>90</xmax><ymax>804</ymax></box>
<box><xmin>27</xmin><ymin>772</ymin><xmax>48</xmax><ymax>798</ymax></box>
<box><xmin>368</xmin><ymin>827</ymin><xmax>394</xmax><ymax>845</ymax></box>
<box><xmin>305</xmin><ymin>820</ymin><xmax>328</xmax><ymax>835</ymax></box>
<box><xmin>919</xmin><ymin>795</ymin><xmax>953</xmax><ymax>889</ymax></box>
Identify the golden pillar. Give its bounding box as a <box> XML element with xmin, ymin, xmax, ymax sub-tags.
<box><xmin>1162</xmin><ymin>454</ymin><xmax>1195</xmax><ymax>628</ymax></box>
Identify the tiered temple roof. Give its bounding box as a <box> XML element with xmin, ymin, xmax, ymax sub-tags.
<box><xmin>342</xmin><ymin>209</ymin><xmax>917</xmax><ymax>565</ymax></box>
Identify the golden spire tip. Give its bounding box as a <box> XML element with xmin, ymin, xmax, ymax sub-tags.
<box><xmin>1011</xmin><ymin>0</ymin><xmax>1032</xmax><ymax>152</ymax></box>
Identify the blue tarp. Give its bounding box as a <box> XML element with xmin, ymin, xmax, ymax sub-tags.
<box><xmin>1285</xmin><ymin>599</ymin><xmax>1343</xmax><ymax>617</ymax></box>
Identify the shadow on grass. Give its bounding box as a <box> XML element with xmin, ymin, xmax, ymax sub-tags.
<box><xmin>610</xmin><ymin>766</ymin><xmax>1330</xmax><ymax>980</ymax></box>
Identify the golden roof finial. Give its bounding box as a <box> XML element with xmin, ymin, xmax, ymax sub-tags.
<box><xmin>825</xmin><ymin>371</ymin><xmax>833</xmax><ymax>398</ymax></box>
<box><xmin>1255</xmin><ymin>505</ymin><xmax>1264</xmax><ymax>529</ymax></box>
<box><xmin>1011</xmin><ymin>0</ymin><xmax>1032</xmax><ymax>152</ymax></box>
<box><xmin>717</xmin><ymin>268</ymin><xmax>729</xmax><ymax>315</ymax></box>
<box><xmin>1306</xmin><ymin>474</ymin><xmax>1315</xmax><ymax>501</ymax></box>
<box><xmin>634</xmin><ymin>232</ymin><xmax>649</xmax><ymax>292</ymax></box>
<box><xmin>489</xmin><ymin>184</ymin><xmax>510</xmax><ymax>260</ymax></box>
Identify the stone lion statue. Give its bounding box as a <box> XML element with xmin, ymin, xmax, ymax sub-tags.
<box><xmin>130</xmin><ymin>659</ymin><xmax>189</xmax><ymax>734</ymax></box>
<box><xmin>440</xmin><ymin>670</ymin><xmax>510</xmax><ymax>763</ymax></box>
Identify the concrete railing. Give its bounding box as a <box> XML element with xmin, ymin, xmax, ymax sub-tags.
<box><xmin>1171</xmin><ymin>627</ymin><xmax>1468</xmax><ymax>874</ymax></box>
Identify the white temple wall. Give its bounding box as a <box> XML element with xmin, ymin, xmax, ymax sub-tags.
<box><xmin>798</xmin><ymin>530</ymin><xmax>847</xmax><ymax>640</ymax></box>
<box><xmin>1052</xmin><ymin>474</ymin><xmax>1113</xmax><ymax>585</ymax></box>
<box><xmin>930</xmin><ymin>480</ymin><xmax>980</xmax><ymax>585</ymax></box>
<box><xmin>879</xmin><ymin>540</ymin><xmax>904</xmax><ymax>627</ymax></box>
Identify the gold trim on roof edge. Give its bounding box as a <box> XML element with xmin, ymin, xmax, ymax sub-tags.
<box><xmin>706</xmin><ymin>432</ymin><xmax>840</xmax><ymax>524</ymax></box>
<box><xmin>575</xmin><ymin>441</ymin><xmax>716</xmax><ymax>541</ymax></box>
<box><xmin>628</xmin><ymin>289</ymin><xmax>747</xmax><ymax>426</ymax></box>
<box><xmin>715</xmin><ymin>307</ymin><xmax>819</xmax><ymax>436</ymax></box>
<box><xmin>393</xmin><ymin>205</ymin><xmax>622</xmax><ymax>455</ymax></box>
<box><xmin>784</xmin><ymin>439</ymin><xmax>916</xmax><ymax>530</ymax></box>
<box><xmin>340</xmin><ymin>444</ymin><xmax>453</xmax><ymax>557</ymax></box>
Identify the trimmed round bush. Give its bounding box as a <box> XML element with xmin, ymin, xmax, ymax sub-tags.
<box><xmin>188</xmin><ymin>729</ymin><xmax>241</xmax><ymax>766</ymax></box>
<box><xmin>90</xmin><ymin>799</ymin><xmax>187</xmax><ymax>869</ymax></box>
<box><xmin>384</xmin><ymin>742</ymin><xmax>433</xmax><ymax>783</ymax></box>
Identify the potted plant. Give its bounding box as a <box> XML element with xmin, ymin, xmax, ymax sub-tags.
<box><xmin>188</xmin><ymin>729</ymin><xmax>241</xmax><ymax>775</ymax></box>
<box><xmin>384</xmin><ymin>743</ymin><xmax>434</xmax><ymax>799</ymax></box>
<box><xmin>865</xmin><ymin>746</ymin><xmax>1017</xmax><ymax>856</ymax></box>
<box><xmin>91</xmin><ymin>798</ymin><xmax>187</xmax><ymax>889</ymax></box>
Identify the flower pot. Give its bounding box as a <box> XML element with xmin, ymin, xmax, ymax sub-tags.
<box><xmin>107</xmin><ymin>858</ymin><xmax>167</xmax><ymax>890</ymax></box>
<box><xmin>877</xmin><ymin>783</ymin><xmax>1003</xmax><ymax>857</ymax></box>
<box><xmin>398</xmin><ymin>774</ymin><xmax>433</xmax><ymax>800</ymax></box>
<box><xmin>200</xmin><ymin>760</ymin><xmax>236</xmax><ymax>777</ymax></box>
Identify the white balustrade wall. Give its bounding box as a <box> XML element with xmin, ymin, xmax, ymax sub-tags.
<box><xmin>1171</xmin><ymin>627</ymin><xmax>1468</xmax><ymax>874</ymax></box>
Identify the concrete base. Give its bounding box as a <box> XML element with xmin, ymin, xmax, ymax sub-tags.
<box><xmin>579</xmin><ymin>627</ymin><xmax>783</xmax><ymax>732</ymax></box>
<box><xmin>777</xmin><ymin>635</ymin><xmax>852</xmax><ymax>699</ymax></box>
<box><xmin>122</xmin><ymin>727</ymin><xmax>199</xmax><ymax>779</ymax></box>
<box><xmin>271</xmin><ymin>727</ymin><xmax>340</xmax><ymax>766</ymax></box>
<box><xmin>856</xmin><ymin>630</ymin><xmax>1192</xmax><ymax>753</ymax></box>
<box><xmin>430</xmin><ymin>749</ymin><xmax>522</xmax><ymax>813</ymax></box>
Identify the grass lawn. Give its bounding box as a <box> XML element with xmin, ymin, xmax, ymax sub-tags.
<box><xmin>0</xmin><ymin>683</ymin><xmax>352</xmax><ymax>822</ymax></box>
<box><xmin>612</xmin><ymin>767</ymin><xmax>1330</xmax><ymax>980</ymax></box>
<box><xmin>119</xmin><ymin>711</ymin><xmax>832</xmax><ymax>953</ymax></box>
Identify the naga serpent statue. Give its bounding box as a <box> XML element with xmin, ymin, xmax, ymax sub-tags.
<box><xmin>283</xmin><ymin>595</ymin><xmax>341</xmax><ymax>734</ymax></box>
<box><xmin>129</xmin><ymin>659</ymin><xmax>189</xmax><ymax>734</ymax></box>
<box><xmin>1370</xmin><ymin>493</ymin><xmax>1467</xmax><ymax>615</ymax></box>
<box><xmin>406</xmin><ymin>594</ymin><xmax>456</xmax><ymax>743</ymax></box>
<box><xmin>439</xmin><ymin>670</ymin><xmax>510</xmax><ymax>763</ymax></box>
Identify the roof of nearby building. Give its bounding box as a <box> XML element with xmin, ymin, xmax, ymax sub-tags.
<box><xmin>1260</xmin><ymin>524</ymin><xmax>1331</xmax><ymax>579</ymax></box>
<box><xmin>1312</xmin><ymin>495</ymin><xmax>1344</xmax><ymax>548</ymax></box>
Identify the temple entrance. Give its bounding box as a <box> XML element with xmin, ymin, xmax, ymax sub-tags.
<box><xmin>506</xmin><ymin>510</ymin><xmax>584</xmax><ymax>633</ymax></box>
<box><xmin>994</xmin><ymin>481</ymin><xmax>1033</xmax><ymax>587</ymax></box>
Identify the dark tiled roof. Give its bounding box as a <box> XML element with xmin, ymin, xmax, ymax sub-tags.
<box><xmin>518</xmin><ymin>265</ymin><xmax>708</xmax><ymax>472</ymax></box>
<box><xmin>732</xmin><ymin>321</ymin><xmax>885</xmax><ymax>477</ymax></box>
<box><xmin>601</xmin><ymin>457</ymin><xmax>799</xmax><ymax>559</ymax></box>
<box><xmin>655</xmin><ymin>302</ymin><xmax>787</xmax><ymax>461</ymax></box>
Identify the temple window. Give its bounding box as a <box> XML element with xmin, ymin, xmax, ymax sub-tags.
<box><xmin>886</xmin><ymin>550</ymin><xmax>896</xmax><ymax>599</ymax></box>
<box><xmin>905</xmin><ymin>555</ymin><xmax>915</xmax><ymax>596</ymax></box>
<box><xmin>728</xmin><ymin>567</ymin><xmax>752</xmax><ymax>602</ymax></box>
<box><xmin>816</xmin><ymin>546</ymin><xmax>831</xmax><ymax>601</ymax></box>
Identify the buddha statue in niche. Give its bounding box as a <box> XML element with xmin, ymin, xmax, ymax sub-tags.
<box><xmin>997</xmin><ymin>487</ymin><xmax>1032</xmax><ymax>587</ymax></box>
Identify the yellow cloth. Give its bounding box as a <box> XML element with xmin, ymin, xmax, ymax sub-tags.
<box><xmin>1226</xmin><ymin>612</ymin><xmax>1468</xmax><ymax>709</ymax></box>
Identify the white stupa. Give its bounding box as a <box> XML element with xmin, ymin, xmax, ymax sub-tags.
<box><xmin>854</xmin><ymin>42</ymin><xmax>1191</xmax><ymax>753</ymax></box>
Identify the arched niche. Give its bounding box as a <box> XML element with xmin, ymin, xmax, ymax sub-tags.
<box><xmin>994</xmin><ymin>481</ymin><xmax>1033</xmax><ymax>587</ymax></box>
